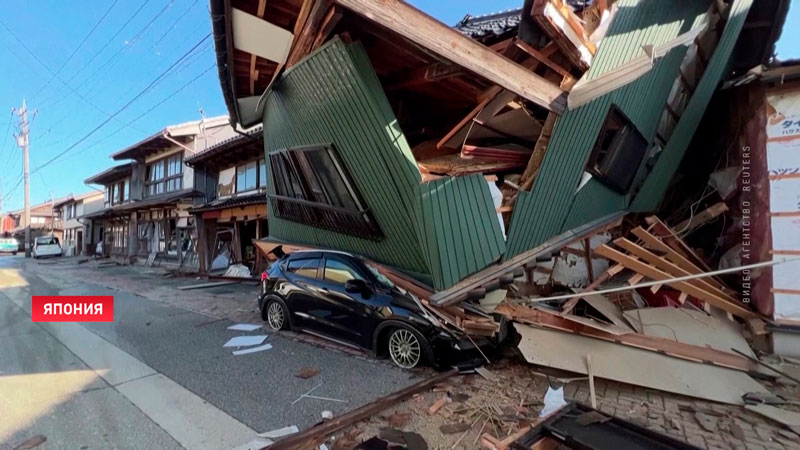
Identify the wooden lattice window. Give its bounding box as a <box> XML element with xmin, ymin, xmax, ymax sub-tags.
<box><xmin>268</xmin><ymin>144</ymin><xmax>382</xmax><ymax>240</ymax></box>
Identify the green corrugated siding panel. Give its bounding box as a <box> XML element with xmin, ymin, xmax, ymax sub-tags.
<box><xmin>263</xmin><ymin>38</ymin><xmax>506</xmax><ymax>290</ymax></box>
<box><xmin>263</xmin><ymin>38</ymin><xmax>428</xmax><ymax>274</ymax></box>
<box><xmin>631</xmin><ymin>0</ymin><xmax>754</xmax><ymax>212</ymax></box>
<box><xmin>416</xmin><ymin>174</ymin><xmax>506</xmax><ymax>289</ymax></box>
<box><xmin>504</xmin><ymin>0</ymin><xmax>709</xmax><ymax>259</ymax></box>
<box><xmin>561</xmin><ymin>180</ymin><xmax>627</xmax><ymax>231</ymax></box>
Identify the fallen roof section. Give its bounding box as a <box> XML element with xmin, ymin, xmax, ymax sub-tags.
<box><xmin>332</xmin><ymin>0</ymin><xmax>567</xmax><ymax>114</ymax></box>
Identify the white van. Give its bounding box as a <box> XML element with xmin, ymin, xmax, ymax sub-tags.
<box><xmin>33</xmin><ymin>236</ymin><xmax>62</xmax><ymax>259</ymax></box>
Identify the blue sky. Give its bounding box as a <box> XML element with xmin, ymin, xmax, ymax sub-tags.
<box><xmin>0</xmin><ymin>0</ymin><xmax>797</xmax><ymax>212</ymax></box>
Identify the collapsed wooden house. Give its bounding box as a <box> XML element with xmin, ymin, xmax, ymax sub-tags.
<box><xmin>209</xmin><ymin>0</ymin><xmax>774</xmax><ymax>295</ymax></box>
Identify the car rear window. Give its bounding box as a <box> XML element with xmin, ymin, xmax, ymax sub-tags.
<box><xmin>286</xmin><ymin>258</ymin><xmax>319</xmax><ymax>278</ymax></box>
<box><xmin>36</xmin><ymin>237</ymin><xmax>57</xmax><ymax>245</ymax></box>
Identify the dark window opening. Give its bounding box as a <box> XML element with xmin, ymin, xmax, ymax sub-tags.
<box><xmin>268</xmin><ymin>144</ymin><xmax>383</xmax><ymax>240</ymax></box>
<box><xmin>587</xmin><ymin>106</ymin><xmax>648</xmax><ymax>194</ymax></box>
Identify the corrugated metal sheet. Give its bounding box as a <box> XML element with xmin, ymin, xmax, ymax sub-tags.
<box><xmin>505</xmin><ymin>0</ymin><xmax>710</xmax><ymax>259</ymax></box>
<box><xmin>414</xmin><ymin>174</ymin><xmax>506</xmax><ymax>289</ymax></box>
<box><xmin>631</xmin><ymin>0</ymin><xmax>754</xmax><ymax>211</ymax></box>
<box><xmin>263</xmin><ymin>38</ymin><xmax>505</xmax><ymax>290</ymax></box>
<box><xmin>263</xmin><ymin>38</ymin><xmax>428</xmax><ymax>275</ymax></box>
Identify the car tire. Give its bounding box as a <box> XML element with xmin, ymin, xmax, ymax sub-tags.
<box><xmin>263</xmin><ymin>298</ymin><xmax>290</xmax><ymax>331</ymax></box>
<box><xmin>12</xmin><ymin>252</ymin><xmax>16</xmax><ymax>256</ymax></box>
<box><xmin>386</xmin><ymin>326</ymin><xmax>430</xmax><ymax>369</ymax></box>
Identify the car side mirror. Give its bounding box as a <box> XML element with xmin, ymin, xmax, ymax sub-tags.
<box><xmin>345</xmin><ymin>279</ymin><xmax>369</xmax><ymax>294</ymax></box>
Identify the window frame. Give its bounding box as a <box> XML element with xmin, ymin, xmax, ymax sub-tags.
<box><xmin>586</xmin><ymin>105</ymin><xmax>649</xmax><ymax>194</ymax></box>
<box><xmin>227</xmin><ymin>157</ymin><xmax>267</xmax><ymax>197</ymax></box>
<box><xmin>267</xmin><ymin>144</ymin><xmax>383</xmax><ymax>240</ymax></box>
<box><xmin>285</xmin><ymin>256</ymin><xmax>321</xmax><ymax>280</ymax></box>
<box><xmin>146</xmin><ymin>153</ymin><xmax>183</xmax><ymax>197</ymax></box>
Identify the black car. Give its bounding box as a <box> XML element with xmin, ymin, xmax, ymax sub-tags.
<box><xmin>258</xmin><ymin>249</ymin><xmax>505</xmax><ymax>369</ymax></box>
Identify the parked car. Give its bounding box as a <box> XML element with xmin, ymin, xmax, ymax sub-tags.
<box><xmin>32</xmin><ymin>236</ymin><xmax>62</xmax><ymax>259</ymax></box>
<box><xmin>0</xmin><ymin>238</ymin><xmax>20</xmax><ymax>255</ymax></box>
<box><xmin>258</xmin><ymin>249</ymin><xmax>506</xmax><ymax>369</ymax></box>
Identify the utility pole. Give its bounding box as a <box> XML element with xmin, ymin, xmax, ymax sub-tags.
<box><xmin>12</xmin><ymin>100</ymin><xmax>32</xmax><ymax>257</ymax></box>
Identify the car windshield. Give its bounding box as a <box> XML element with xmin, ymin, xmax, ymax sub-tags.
<box><xmin>363</xmin><ymin>261</ymin><xmax>395</xmax><ymax>290</ymax></box>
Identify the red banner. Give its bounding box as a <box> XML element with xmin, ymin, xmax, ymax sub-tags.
<box><xmin>31</xmin><ymin>296</ymin><xmax>114</xmax><ymax>322</ymax></box>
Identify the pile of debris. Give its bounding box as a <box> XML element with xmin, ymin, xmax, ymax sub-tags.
<box><xmin>432</xmin><ymin>215</ymin><xmax>771</xmax><ymax>403</ymax></box>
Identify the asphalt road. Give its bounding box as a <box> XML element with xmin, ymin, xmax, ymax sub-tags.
<box><xmin>0</xmin><ymin>254</ymin><xmax>419</xmax><ymax>449</ymax></box>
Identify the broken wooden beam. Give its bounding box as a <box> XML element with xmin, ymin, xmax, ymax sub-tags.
<box><xmin>430</xmin><ymin>212</ymin><xmax>624</xmax><ymax>307</ymax></box>
<box><xmin>334</xmin><ymin>0</ymin><xmax>567</xmax><ymax>113</ymax></box>
<box><xmin>264</xmin><ymin>369</ymin><xmax>458</xmax><ymax>449</ymax></box>
<box><xmin>613</xmin><ymin>237</ymin><xmax>739</xmax><ymax>304</ymax></box>
<box><xmin>497</xmin><ymin>304</ymin><xmax>755</xmax><ymax>372</ymax></box>
<box><xmin>594</xmin><ymin>244</ymin><xmax>760</xmax><ymax>320</ymax></box>
<box><xmin>560</xmin><ymin>263</ymin><xmax>623</xmax><ymax>315</ymax></box>
<box><xmin>674</xmin><ymin>202</ymin><xmax>729</xmax><ymax>235</ymax></box>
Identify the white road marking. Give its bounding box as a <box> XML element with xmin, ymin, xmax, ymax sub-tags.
<box><xmin>4</xmin><ymin>285</ymin><xmax>257</xmax><ymax>450</ymax></box>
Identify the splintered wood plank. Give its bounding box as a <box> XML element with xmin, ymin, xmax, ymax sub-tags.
<box><xmin>418</xmin><ymin>154</ymin><xmax>525</xmax><ymax>176</ymax></box>
<box><xmin>286</xmin><ymin>0</ymin><xmax>329</xmax><ymax>67</ymax></box>
<box><xmin>627</xmin><ymin>273</ymin><xmax>645</xmax><ymax>285</ymax></box>
<box><xmin>614</xmin><ymin>237</ymin><xmax>739</xmax><ymax>304</ymax></box>
<box><xmin>647</xmin><ymin>217</ymin><xmax>714</xmax><ymax>272</ymax></box>
<box><xmin>436</xmin><ymin>86</ymin><xmax>503</xmax><ymax>150</ymax></box>
<box><xmin>560</xmin><ymin>263</ymin><xmax>623</xmax><ymax>315</ymax></box>
<box><xmin>514</xmin><ymin>38</ymin><xmax>572</xmax><ymax>79</ymax></box>
<box><xmin>631</xmin><ymin>226</ymin><xmax>729</xmax><ymax>292</ymax></box>
<box><xmin>674</xmin><ymin>202</ymin><xmax>728</xmax><ymax>235</ymax></box>
<box><xmin>594</xmin><ymin>245</ymin><xmax>760</xmax><ymax>320</ymax></box>
<box><xmin>520</xmin><ymin>112</ymin><xmax>557</xmax><ymax>190</ymax></box>
<box><xmin>334</xmin><ymin>0</ymin><xmax>566</xmax><ymax>112</ymax></box>
<box><xmin>268</xmin><ymin>369</ymin><xmax>458</xmax><ymax>450</ymax></box>
<box><xmin>311</xmin><ymin>5</ymin><xmax>343</xmax><ymax>50</ymax></box>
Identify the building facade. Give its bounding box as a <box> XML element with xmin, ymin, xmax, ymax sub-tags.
<box><xmin>83</xmin><ymin>117</ymin><xmax>237</xmax><ymax>266</ymax></box>
<box><xmin>52</xmin><ymin>191</ymin><xmax>105</xmax><ymax>256</ymax></box>
<box><xmin>184</xmin><ymin>127</ymin><xmax>268</xmax><ymax>274</ymax></box>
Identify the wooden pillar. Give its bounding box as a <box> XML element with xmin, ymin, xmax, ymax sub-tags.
<box><xmin>196</xmin><ymin>215</ymin><xmax>208</xmax><ymax>273</ymax></box>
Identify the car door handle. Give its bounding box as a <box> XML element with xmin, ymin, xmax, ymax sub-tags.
<box><xmin>318</xmin><ymin>287</ymin><xmax>330</xmax><ymax>294</ymax></box>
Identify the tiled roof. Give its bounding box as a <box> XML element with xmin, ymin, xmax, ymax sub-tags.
<box><xmin>184</xmin><ymin>126</ymin><xmax>263</xmax><ymax>166</ymax></box>
<box><xmin>454</xmin><ymin>2</ymin><xmax>589</xmax><ymax>40</ymax></box>
<box><xmin>454</xmin><ymin>9</ymin><xmax>523</xmax><ymax>40</ymax></box>
<box><xmin>189</xmin><ymin>192</ymin><xmax>265</xmax><ymax>213</ymax></box>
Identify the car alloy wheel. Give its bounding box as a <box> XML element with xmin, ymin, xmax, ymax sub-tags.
<box><xmin>388</xmin><ymin>328</ymin><xmax>422</xmax><ymax>369</ymax></box>
<box><xmin>267</xmin><ymin>302</ymin><xmax>285</xmax><ymax>331</ymax></box>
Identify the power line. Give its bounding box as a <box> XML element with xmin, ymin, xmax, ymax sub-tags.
<box><xmin>36</xmin><ymin>0</ymin><xmax>177</xmax><ymax>117</ymax></box>
<box><xmin>73</xmin><ymin>0</ymin><xmax>176</xmax><ymax>93</ymax></box>
<box><xmin>35</xmin><ymin>23</ymin><xmax>211</xmax><ymax>143</ymax></box>
<box><xmin>57</xmin><ymin>63</ymin><xmax>216</xmax><ymax>165</ymax></box>
<box><xmin>29</xmin><ymin>33</ymin><xmax>212</xmax><ymax>175</ymax></box>
<box><xmin>36</xmin><ymin>0</ymin><xmax>154</xmax><ymax>107</ymax></box>
<box><xmin>0</xmin><ymin>16</ymin><xmax>149</xmax><ymax>135</ymax></box>
<box><xmin>30</xmin><ymin>0</ymin><xmax>122</xmax><ymax>101</ymax></box>
<box><xmin>154</xmin><ymin>0</ymin><xmax>202</xmax><ymax>47</ymax></box>
<box><xmin>31</xmin><ymin>31</ymin><xmax>210</xmax><ymax>152</ymax></box>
